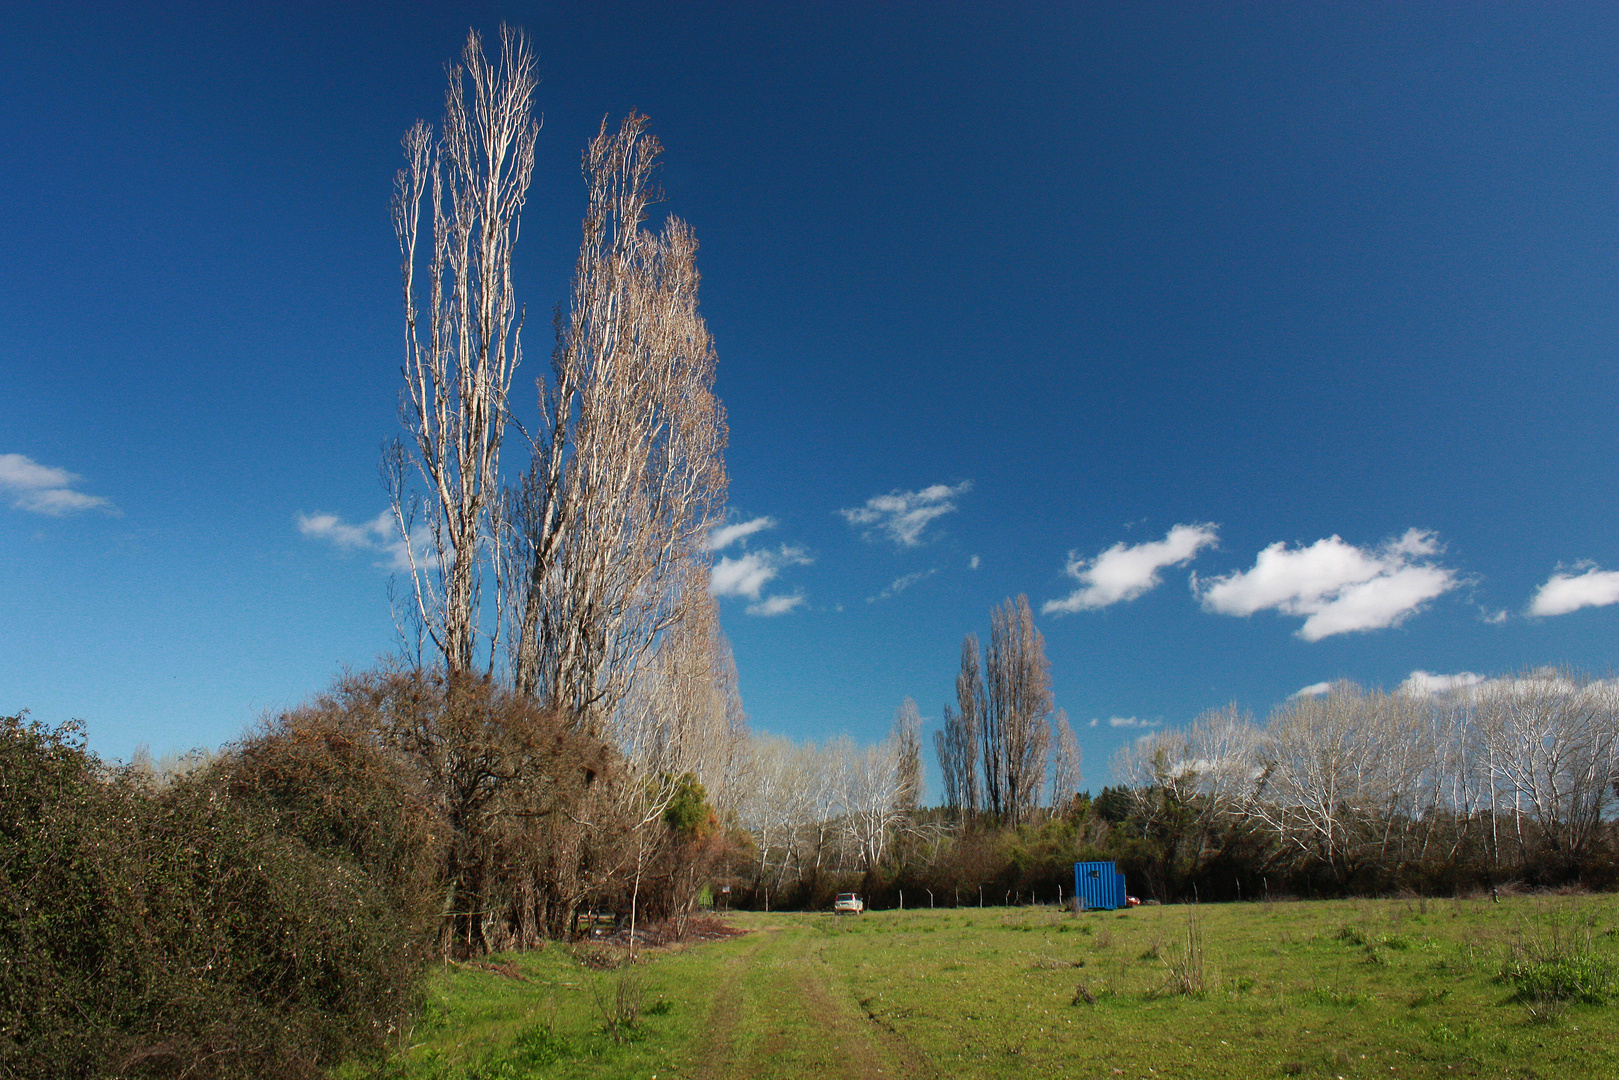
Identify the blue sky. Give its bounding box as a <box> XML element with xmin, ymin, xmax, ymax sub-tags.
<box><xmin>4</xmin><ymin>2</ymin><xmax>1618</xmax><ymax>789</ymax></box>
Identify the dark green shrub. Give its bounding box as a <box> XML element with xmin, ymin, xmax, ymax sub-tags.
<box><xmin>0</xmin><ymin>712</ymin><xmax>430</xmax><ymax>1079</ymax></box>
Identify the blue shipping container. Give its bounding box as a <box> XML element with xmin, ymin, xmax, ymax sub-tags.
<box><xmin>1073</xmin><ymin>860</ymin><xmax>1127</xmax><ymax>910</ymax></box>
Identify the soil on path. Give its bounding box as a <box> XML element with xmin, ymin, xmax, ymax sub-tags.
<box><xmin>690</xmin><ymin>923</ymin><xmax>937</xmax><ymax>1080</ymax></box>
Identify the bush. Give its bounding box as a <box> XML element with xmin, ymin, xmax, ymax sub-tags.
<box><xmin>0</xmin><ymin>712</ymin><xmax>429</xmax><ymax>1079</ymax></box>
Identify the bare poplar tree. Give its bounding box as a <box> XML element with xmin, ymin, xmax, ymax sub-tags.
<box><xmin>933</xmin><ymin>709</ymin><xmax>966</xmax><ymax>818</ymax></box>
<box><xmin>509</xmin><ymin>113</ymin><xmax>727</xmax><ymax>731</ymax></box>
<box><xmin>613</xmin><ymin>589</ymin><xmax>747</xmax><ymax>808</ymax></box>
<box><xmin>982</xmin><ymin>596</ymin><xmax>1053</xmax><ymax>825</ymax></box>
<box><xmin>388</xmin><ymin>27</ymin><xmax>539</xmax><ymax>677</ymax></box>
<box><xmin>1049</xmin><ymin>708</ymin><xmax>1083</xmax><ymax>809</ymax></box>
<box><xmin>802</xmin><ymin>738</ymin><xmax>854</xmax><ymax>883</ymax></box>
<box><xmin>892</xmin><ymin>697</ymin><xmax>923</xmax><ymax>815</ymax></box>
<box><xmin>934</xmin><ymin>635</ymin><xmax>984</xmax><ymax>822</ymax></box>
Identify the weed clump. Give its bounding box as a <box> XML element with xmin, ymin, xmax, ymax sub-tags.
<box><xmin>1151</xmin><ymin>907</ymin><xmax>1208</xmax><ymax>997</ymax></box>
<box><xmin>1499</xmin><ymin>907</ymin><xmax>1618</xmax><ymax>1007</ymax></box>
<box><xmin>590</xmin><ymin>963</ymin><xmax>645</xmax><ymax>1044</ymax></box>
<box><xmin>1501</xmin><ymin>952</ymin><xmax>1616</xmax><ymax>1005</ymax></box>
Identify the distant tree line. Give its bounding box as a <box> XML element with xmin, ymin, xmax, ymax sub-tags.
<box><xmin>722</xmin><ymin>665</ymin><xmax>1619</xmax><ymax>913</ymax></box>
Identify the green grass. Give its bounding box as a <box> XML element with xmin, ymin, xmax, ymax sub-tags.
<box><xmin>343</xmin><ymin>894</ymin><xmax>1619</xmax><ymax>1079</ymax></box>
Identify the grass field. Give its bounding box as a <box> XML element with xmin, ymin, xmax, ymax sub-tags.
<box><xmin>346</xmin><ymin>892</ymin><xmax>1619</xmax><ymax>1079</ymax></box>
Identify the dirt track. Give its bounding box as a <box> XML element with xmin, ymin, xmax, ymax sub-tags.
<box><xmin>690</xmin><ymin>924</ymin><xmax>937</xmax><ymax>1080</ymax></box>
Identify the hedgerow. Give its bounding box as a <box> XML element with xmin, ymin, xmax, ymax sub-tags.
<box><xmin>0</xmin><ymin>711</ymin><xmax>431</xmax><ymax>1079</ymax></box>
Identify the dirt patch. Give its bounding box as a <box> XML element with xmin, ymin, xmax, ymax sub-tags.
<box><xmin>585</xmin><ymin>914</ymin><xmax>752</xmax><ymax>951</ymax></box>
<box><xmin>449</xmin><ymin>959</ymin><xmax>528</xmax><ymax>981</ymax></box>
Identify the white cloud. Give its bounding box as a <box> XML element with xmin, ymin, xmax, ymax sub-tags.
<box><xmin>969</xmin><ymin>554</ymin><xmax>981</xmax><ymax>570</ymax></box>
<box><xmin>709</xmin><ymin>553</ymin><xmax>777</xmax><ymax>598</ymax></box>
<box><xmin>1398</xmin><ymin>670</ymin><xmax>1485</xmax><ymax>697</ymax></box>
<box><xmin>1395</xmin><ymin>667</ymin><xmax>1618</xmax><ymax>702</ymax></box>
<box><xmin>1195</xmin><ymin>528</ymin><xmax>1459</xmax><ymax>641</ymax></box>
<box><xmin>1291</xmin><ymin>682</ymin><xmax>1334</xmax><ymax>698</ymax></box>
<box><xmin>868</xmin><ymin>568</ymin><xmax>937</xmax><ymax>603</ymax></box>
<box><xmin>708</xmin><ymin>516</ymin><xmax>776</xmax><ymax>551</ymax></box>
<box><xmin>1044</xmin><ymin>523</ymin><xmax>1219</xmax><ymax>614</ymax></box>
<box><xmin>709</xmin><ymin>544</ymin><xmax>811</xmax><ymax>600</ymax></box>
<box><xmin>747</xmin><ymin>594</ymin><xmax>806</xmax><ymax>617</ymax></box>
<box><xmin>1529</xmin><ymin>565</ymin><xmax>1619</xmax><ymax>617</ymax></box>
<box><xmin>1107</xmin><ymin>716</ymin><xmax>1160</xmax><ymax>728</ymax></box>
<box><xmin>0</xmin><ymin>453</ymin><xmax>115</xmax><ymax>516</ymax></box>
<box><xmin>298</xmin><ymin>509</ymin><xmax>413</xmax><ymax>570</ymax></box>
<box><xmin>839</xmin><ymin>481</ymin><xmax>971</xmax><ymax>546</ymax></box>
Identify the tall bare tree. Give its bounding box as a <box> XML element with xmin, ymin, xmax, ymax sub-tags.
<box><xmin>1049</xmin><ymin>708</ymin><xmax>1083</xmax><ymax>809</ymax></box>
<box><xmin>388</xmin><ymin>27</ymin><xmax>539</xmax><ymax>677</ymax></box>
<box><xmin>508</xmin><ymin>113</ymin><xmax>727</xmax><ymax>732</ymax></box>
<box><xmin>892</xmin><ymin>697</ymin><xmax>923</xmax><ymax>815</ymax></box>
<box><xmin>934</xmin><ymin>635</ymin><xmax>984</xmax><ymax>821</ymax></box>
<box><xmin>613</xmin><ymin>589</ymin><xmax>747</xmax><ymax>810</ymax></box>
<box><xmin>982</xmin><ymin>595</ymin><xmax>1052</xmax><ymax>825</ymax></box>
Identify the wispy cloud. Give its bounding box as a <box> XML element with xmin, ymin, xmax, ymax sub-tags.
<box><xmin>1395</xmin><ymin>668</ymin><xmax>1619</xmax><ymax>702</ymax></box>
<box><xmin>298</xmin><ymin>510</ymin><xmax>413</xmax><ymax>570</ymax></box>
<box><xmin>1044</xmin><ymin>523</ymin><xmax>1219</xmax><ymax>614</ymax></box>
<box><xmin>867</xmin><ymin>568</ymin><xmax>937</xmax><ymax>603</ymax></box>
<box><xmin>1398</xmin><ymin>670</ymin><xmax>1485</xmax><ymax>697</ymax></box>
<box><xmin>839</xmin><ymin>481</ymin><xmax>971</xmax><ymax>546</ymax></box>
<box><xmin>747</xmin><ymin>594</ymin><xmax>806</xmax><ymax>617</ymax></box>
<box><xmin>1291</xmin><ymin>681</ymin><xmax>1334</xmax><ymax>698</ymax></box>
<box><xmin>708</xmin><ymin>515</ymin><xmax>776</xmax><ymax>551</ymax></box>
<box><xmin>969</xmin><ymin>554</ymin><xmax>981</xmax><ymax>570</ymax></box>
<box><xmin>1529</xmin><ymin>565</ymin><xmax>1619</xmax><ymax>617</ymax></box>
<box><xmin>709</xmin><ymin>544</ymin><xmax>812</xmax><ymax>600</ymax></box>
<box><xmin>0</xmin><ymin>453</ymin><xmax>115</xmax><ymax>516</ymax></box>
<box><xmin>1195</xmin><ymin>528</ymin><xmax>1458</xmax><ymax>641</ymax></box>
<box><xmin>1105</xmin><ymin>716</ymin><xmax>1161</xmax><ymax>728</ymax></box>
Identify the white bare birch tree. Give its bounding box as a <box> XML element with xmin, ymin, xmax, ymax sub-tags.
<box><xmin>1474</xmin><ymin>669</ymin><xmax>1619</xmax><ymax>862</ymax></box>
<box><xmin>843</xmin><ymin>735</ymin><xmax>904</xmax><ymax>872</ymax></box>
<box><xmin>388</xmin><ymin>27</ymin><xmax>538</xmax><ymax>677</ymax></box>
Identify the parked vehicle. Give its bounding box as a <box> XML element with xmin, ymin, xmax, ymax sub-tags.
<box><xmin>833</xmin><ymin>892</ymin><xmax>865</xmax><ymax>914</ymax></box>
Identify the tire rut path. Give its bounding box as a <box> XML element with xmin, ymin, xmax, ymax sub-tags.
<box><xmin>690</xmin><ymin>924</ymin><xmax>935</xmax><ymax>1080</ymax></box>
